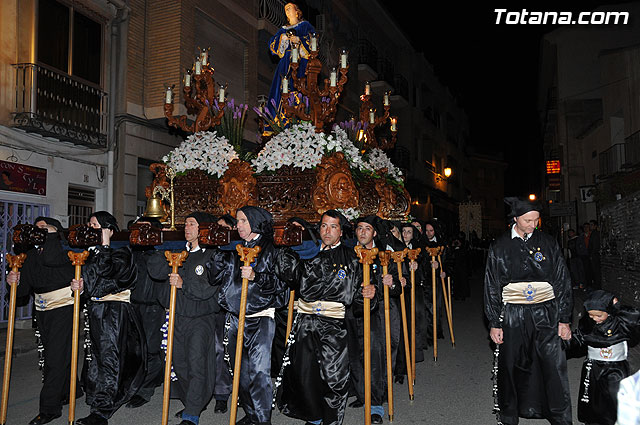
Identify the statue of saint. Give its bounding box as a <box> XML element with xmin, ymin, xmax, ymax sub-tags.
<box><xmin>266</xmin><ymin>2</ymin><xmax>316</xmax><ymax>132</ymax></box>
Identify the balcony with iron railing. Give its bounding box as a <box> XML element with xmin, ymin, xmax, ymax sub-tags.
<box><xmin>377</xmin><ymin>57</ymin><xmax>394</xmax><ymax>87</ymax></box>
<box><xmin>599</xmin><ymin>143</ymin><xmax>626</xmax><ymax>177</ymax></box>
<box><xmin>12</xmin><ymin>63</ymin><xmax>108</xmax><ymax>149</ymax></box>
<box><xmin>358</xmin><ymin>39</ymin><xmax>378</xmax><ymax>73</ymax></box>
<box><xmin>258</xmin><ymin>0</ymin><xmax>287</xmax><ymax>28</ymax></box>
<box><xmin>393</xmin><ymin>74</ymin><xmax>409</xmax><ymax>101</ymax></box>
<box><xmin>625</xmin><ymin>130</ymin><xmax>640</xmax><ymax>167</ymax></box>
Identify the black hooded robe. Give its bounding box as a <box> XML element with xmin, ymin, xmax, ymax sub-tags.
<box><xmin>81</xmin><ymin>246</ymin><xmax>145</xmax><ymax>419</ymax></box>
<box><xmin>216</xmin><ymin>234</ymin><xmax>289</xmax><ymax>425</ymax></box>
<box><xmin>570</xmin><ymin>292</ymin><xmax>640</xmax><ymax>425</ymax></box>
<box><xmin>17</xmin><ymin>233</ymin><xmax>78</xmax><ymax>417</ymax></box>
<box><xmin>148</xmin><ymin>246</ymin><xmax>221</xmax><ymax>419</ymax></box>
<box><xmin>346</xmin><ymin>246</ymin><xmax>402</xmax><ymax>409</ymax></box>
<box><xmin>277</xmin><ymin>243</ymin><xmax>370</xmax><ymax>425</ymax></box>
<box><xmin>484</xmin><ymin>229</ymin><xmax>573</xmax><ymax>425</ymax></box>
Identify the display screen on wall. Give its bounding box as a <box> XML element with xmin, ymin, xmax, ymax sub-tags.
<box><xmin>0</xmin><ymin>160</ymin><xmax>47</xmax><ymax>196</ymax></box>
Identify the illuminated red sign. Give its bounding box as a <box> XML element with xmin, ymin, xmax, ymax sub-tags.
<box><xmin>546</xmin><ymin>160</ymin><xmax>561</xmax><ymax>174</ymax></box>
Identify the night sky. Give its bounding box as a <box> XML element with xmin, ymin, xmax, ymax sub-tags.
<box><xmin>382</xmin><ymin>1</ymin><xmax>634</xmax><ymax>196</ymax></box>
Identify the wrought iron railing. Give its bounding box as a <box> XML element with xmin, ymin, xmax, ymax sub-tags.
<box><xmin>599</xmin><ymin>143</ymin><xmax>626</xmax><ymax>177</ymax></box>
<box><xmin>393</xmin><ymin>74</ymin><xmax>409</xmax><ymax>101</ymax></box>
<box><xmin>625</xmin><ymin>130</ymin><xmax>640</xmax><ymax>167</ymax></box>
<box><xmin>358</xmin><ymin>39</ymin><xmax>378</xmax><ymax>71</ymax></box>
<box><xmin>377</xmin><ymin>57</ymin><xmax>394</xmax><ymax>86</ymax></box>
<box><xmin>258</xmin><ymin>0</ymin><xmax>287</xmax><ymax>28</ymax></box>
<box><xmin>12</xmin><ymin>63</ymin><xmax>108</xmax><ymax>149</ymax></box>
<box><xmin>0</xmin><ymin>200</ymin><xmax>49</xmax><ymax>322</ymax></box>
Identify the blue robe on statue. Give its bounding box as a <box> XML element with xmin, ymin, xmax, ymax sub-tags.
<box><xmin>267</xmin><ymin>20</ymin><xmax>315</xmax><ymax>132</ymax></box>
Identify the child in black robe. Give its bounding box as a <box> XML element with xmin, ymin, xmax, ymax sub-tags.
<box><xmin>569</xmin><ymin>290</ymin><xmax>640</xmax><ymax>425</ymax></box>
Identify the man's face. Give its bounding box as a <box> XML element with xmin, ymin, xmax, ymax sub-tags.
<box><xmin>589</xmin><ymin>222</ymin><xmax>597</xmax><ymax>231</ymax></box>
<box><xmin>402</xmin><ymin>227</ymin><xmax>414</xmax><ymax>244</ymax></box>
<box><xmin>425</xmin><ymin>224</ymin><xmax>435</xmax><ymax>240</ymax></box>
<box><xmin>320</xmin><ymin>215</ymin><xmax>342</xmax><ymax>247</ymax></box>
<box><xmin>514</xmin><ymin>211</ymin><xmax>540</xmax><ymax>236</ymax></box>
<box><xmin>184</xmin><ymin>217</ymin><xmax>199</xmax><ymax>244</ymax></box>
<box><xmin>236</xmin><ymin>211</ymin><xmax>258</xmax><ymax>242</ymax></box>
<box><xmin>583</xmin><ymin>223</ymin><xmax>590</xmax><ymax>234</ymax></box>
<box><xmin>356</xmin><ymin>222</ymin><xmax>376</xmax><ymax>248</ymax></box>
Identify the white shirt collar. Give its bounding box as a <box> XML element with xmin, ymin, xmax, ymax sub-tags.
<box><xmin>321</xmin><ymin>241</ymin><xmax>342</xmax><ymax>250</ymax></box>
<box><xmin>186</xmin><ymin>242</ymin><xmax>203</xmax><ymax>253</ymax></box>
<box><xmin>511</xmin><ymin>226</ymin><xmax>531</xmax><ymax>241</ymax></box>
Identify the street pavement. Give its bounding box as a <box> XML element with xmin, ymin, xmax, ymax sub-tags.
<box><xmin>0</xmin><ymin>273</ymin><xmax>636</xmax><ymax>424</ymax></box>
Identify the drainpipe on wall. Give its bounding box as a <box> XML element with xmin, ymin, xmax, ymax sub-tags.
<box><xmin>107</xmin><ymin>0</ymin><xmax>129</xmax><ymax>213</ymax></box>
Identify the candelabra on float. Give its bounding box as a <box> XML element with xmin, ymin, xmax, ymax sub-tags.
<box><xmin>164</xmin><ymin>47</ymin><xmax>227</xmax><ymax>133</ymax></box>
<box><xmin>281</xmin><ymin>35</ymin><xmax>349</xmax><ymax>133</ymax></box>
<box><xmin>358</xmin><ymin>81</ymin><xmax>397</xmax><ymax>150</ymax></box>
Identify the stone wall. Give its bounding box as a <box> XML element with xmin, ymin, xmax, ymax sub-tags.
<box><xmin>600</xmin><ymin>190</ymin><xmax>640</xmax><ymax>306</ymax></box>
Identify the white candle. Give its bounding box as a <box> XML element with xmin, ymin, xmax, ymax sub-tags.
<box><xmin>201</xmin><ymin>49</ymin><xmax>208</xmax><ymax>65</ymax></box>
<box><xmin>184</xmin><ymin>72</ymin><xmax>191</xmax><ymax>88</ymax></box>
<box><xmin>369</xmin><ymin>109</ymin><xmax>375</xmax><ymax>124</ymax></box>
<box><xmin>282</xmin><ymin>78</ymin><xmax>289</xmax><ymax>94</ymax></box>
<box><xmin>365</xmin><ymin>82</ymin><xmax>371</xmax><ymax>96</ymax></box>
<box><xmin>291</xmin><ymin>46</ymin><xmax>299</xmax><ymax>63</ymax></box>
<box><xmin>330</xmin><ymin>68</ymin><xmax>337</xmax><ymax>87</ymax></box>
<box><xmin>310</xmin><ymin>34</ymin><xmax>317</xmax><ymax>52</ymax></box>
<box><xmin>165</xmin><ymin>86</ymin><xmax>172</xmax><ymax>104</ymax></box>
<box><xmin>384</xmin><ymin>92</ymin><xmax>390</xmax><ymax>106</ymax></box>
<box><xmin>218</xmin><ymin>86</ymin><xmax>225</xmax><ymax>103</ymax></box>
<box><xmin>390</xmin><ymin>117</ymin><xmax>397</xmax><ymax>132</ymax></box>
<box><xmin>195</xmin><ymin>59</ymin><xmax>202</xmax><ymax>75</ymax></box>
<box><xmin>340</xmin><ymin>50</ymin><xmax>348</xmax><ymax>69</ymax></box>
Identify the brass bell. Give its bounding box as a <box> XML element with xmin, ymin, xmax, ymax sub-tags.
<box><xmin>144</xmin><ymin>195</ymin><xmax>166</xmax><ymax>219</ymax></box>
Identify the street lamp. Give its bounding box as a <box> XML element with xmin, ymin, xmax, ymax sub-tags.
<box><xmin>443</xmin><ymin>167</ymin><xmax>452</xmax><ymax>178</ymax></box>
<box><xmin>529</xmin><ymin>193</ymin><xmax>536</xmax><ymax>201</ymax></box>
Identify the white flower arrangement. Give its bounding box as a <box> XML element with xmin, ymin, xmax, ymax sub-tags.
<box><xmin>337</xmin><ymin>207</ymin><xmax>360</xmax><ymax>222</ymax></box>
<box><xmin>252</xmin><ymin>122</ymin><xmax>328</xmax><ymax>173</ymax></box>
<box><xmin>162</xmin><ymin>131</ymin><xmax>239</xmax><ymax>178</ymax></box>
<box><xmin>251</xmin><ymin>122</ymin><xmax>403</xmax><ymax>186</ymax></box>
<box><xmin>365</xmin><ymin>148</ymin><xmax>403</xmax><ymax>182</ymax></box>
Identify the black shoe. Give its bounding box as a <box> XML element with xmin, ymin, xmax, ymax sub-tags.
<box><xmin>348</xmin><ymin>399</ymin><xmax>363</xmax><ymax>408</ymax></box>
<box><xmin>125</xmin><ymin>395</ymin><xmax>149</xmax><ymax>408</ymax></box>
<box><xmin>236</xmin><ymin>416</ymin><xmax>255</xmax><ymax>425</ymax></box>
<box><xmin>75</xmin><ymin>413</ymin><xmax>108</xmax><ymax>425</ymax></box>
<box><xmin>28</xmin><ymin>413</ymin><xmax>61</xmax><ymax>425</ymax></box>
<box><xmin>179</xmin><ymin>421</ymin><xmax>196</xmax><ymax>425</ymax></box>
<box><xmin>372</xmin><ymin>413</ymin><xmax>383</xmax><ymax>424</ymax></box>
<box><xmin>394</xmin><ymin>375</ymin><xmax>404</xmax><ymax>384</ymax></box>
<box><xmin>175</xmin><ymin>409</ymin><xmax>184</xmax><ymax>419</ymax></box>
<box><xmin>214</xmin><ymin>399</ymin><xmax>228</xmax><ymax>413</ymax></box>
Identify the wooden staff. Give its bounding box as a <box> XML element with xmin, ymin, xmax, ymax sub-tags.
<box><xmin>447</xmin><ymin>276</ymin><xmax>453</xmax><ymax>326</ymax></box>
<box><xmin>355</xmin><ymin>245</ymin><xmax>378</xmax><ymax>425</ymax></box>
<box><xmin>285</xmin><ymin>290</ymin><xmax>295</xmax><ymax>348</ymax></box>
<box><xmin>377</xmin><ymin>251</ymin><xmax>394</xmax><ymax>422</ymax></box>
<box><xmin>425</xmin><ymin>247</ymin><xmax>441</xmax><ymax>361</ymax></box>
<box><xmin>407</xmin><ymin>248</ymin><xmax>421</xmax><ymax>384</ymax></box>
<box><xmin>437</xmin><ymin>254</ymin><xmax>455</xmax><ymax>346</ymax></box>
<box><xmin>391</xmin><ymin>249</ymin><xmax>413</xmax><ymax>400</ymax></box>
<box><xmin>67</xmin><ymin>250</ymin><xmax>90</xmax><ymax>425</ymax></box>
<box><xmin>161</xmin><ymin>251</ymin><xmax>189</xmax><ymax>425</ymax></box>
<box><xmin>0</xmin><ymin>253</ymin><xmax>26</xmax><ymax>425</ymax></box>
<box><xmin>229</xmin><ymin>245</ymin><xmax>262</xmax><ymax>425</ymax></box>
